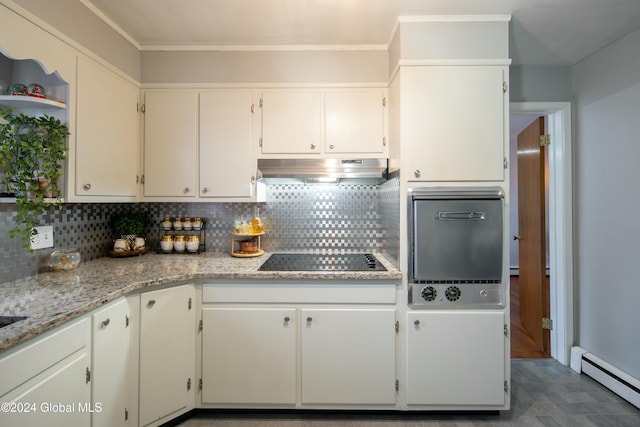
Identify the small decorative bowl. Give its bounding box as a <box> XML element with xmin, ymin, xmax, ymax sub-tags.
<box><xmin>50</xmin><ymin>249</ymin><xmax>81</xmax><ymax>271</ymax></box>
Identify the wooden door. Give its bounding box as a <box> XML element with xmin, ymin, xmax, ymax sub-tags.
<box><xmin>517</xmin><ymin>117</ymin><xmax>549</xmax><ymax>353</ymax></box>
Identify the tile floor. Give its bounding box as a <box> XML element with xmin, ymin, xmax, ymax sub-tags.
<box><xmin>176</xmin><ymin>359</ymin><xmax>640</xmax><ymax>426</ymax></box>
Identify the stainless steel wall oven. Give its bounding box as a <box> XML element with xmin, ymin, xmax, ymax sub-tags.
<box><xmin>408</xmin><ymin>187</ymin><xmax>505</xmax><ymax>308</ymax></box>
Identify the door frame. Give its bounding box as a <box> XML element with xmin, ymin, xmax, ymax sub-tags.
<box><xmin>510</xmin><ymin>102</ymin><xmax>573</xmax><ymax>365</ymax></box>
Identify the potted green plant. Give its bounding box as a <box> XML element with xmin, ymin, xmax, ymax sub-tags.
<box><xmin>113</xmin><ymin>213</ymin><xmax>146</xmax><ymax>248</ymax></box>
<box><xmin>0</xmin><ymin>107</ymin><xmax>69</xmax><ymax>246</ymax></box>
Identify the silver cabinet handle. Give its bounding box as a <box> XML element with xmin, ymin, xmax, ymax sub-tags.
<box><xmin>414</xmin><ymin>319</ymin><xmax>420</xmax><ymax>327</ymax></box>
<box><xmin>306</xmin><ymin>316</ymin><xmax>313</xmax><ymax>323</ymax></box>
<box><xmin>513</xmin><ymin>235</ymin><xmax>522</xmax><ymax>240</ymax></box>
<box><xmin>310</xmin><ymin>144</ymin><xmax>316</xmax><ymax>150</ymax></box>
<box><xmin>147</xmin><ymin>299</ymin><xmax>156</xmax><ymax>308</ymax></box>
<box><xmin>101</xmin><ymin>318</ymin><xmax>110</xmax><ymax>328</ymax></box>
<box><xmin>83</xmin><ymin>183</ymin><xmax>92</xmax><ymax>191</ymax></box>
<box><xmin>414</xmin><ymin>170</ymin><xmax>421</xmax><ymax>178</ymax></box>
<box><xmin>183</xmin><ymin>187</ymin><xmax>190</xmax><ymax>194</ymax></box>
<box><xmin>329</xmin><ymin>144</ymin><xmax>335</xmax><ymax>150</ymax></box>
<box><xmin>202</xmin><ymin>187</ymin><xmax>209</xmax><ymax>193</ymax></box>
<box><xmin>284</xmin><ymin>316</ymin><xmax>290</xmax><ymax>323</ymax></box>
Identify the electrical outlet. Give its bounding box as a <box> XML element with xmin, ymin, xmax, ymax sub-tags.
<box><xmin>30</xmin><ymin>225</ymin><xmax>54</xmax><ymax>250</ymax></box>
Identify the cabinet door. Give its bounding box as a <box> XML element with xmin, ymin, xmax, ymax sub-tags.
<box><xmin>199</xmin><ymin>92</ymin><xmax>254</xmax><ymax>198</ymax></box>
<box><xmin>407</xmin><ymin>311</ymin><xmax>506</xmax><ymax>406</ymax></box>
<box><xmin>201</xmin><ymin>307</ymin><xmax>297</xmax><ymax>404</ymax></box>
<box><xmin>76</xmin><ymin>56</ymin><xmax>139</xmax><ymax>199</ymax></box>
<box><xmin>139</xmin><ymin>285</ymin><xmax>195</xmax><ymax>426</ymax></box>
<box><xmin>301</xmin><ymin>308</ymin><xmax>396</xmax><ymax>405</ymax></box>
<box><xmin>260</xmin><ymin>91</ymin><xmax>321</xmax><ymax>154</ymax></box>
<box><xmin>0</xmin><ymin>318</ymin><xmax>91</xmax><ymax>427</ymax></box>
<box><xmin>404</xmin><ymin>66</ymin><xmax>506</xmax><ymax>181</ymax></box>
<box><xmin>324</xmin><ymin>90</ymin><xmax>386</xmax><ymax>154</ymax></box>
<box><xmin>91</xmin><ymin>298</ymin><xmax>130</xmax><ymax>427</ymax></box>
<box><xmin>143</xmin><ymin>91</ymin><xmax>198</xmax><ymax>197</ymax></box>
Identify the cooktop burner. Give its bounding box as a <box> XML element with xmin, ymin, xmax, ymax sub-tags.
<box><xmin>258</xmin><ymin>253</ymin><xmax>387</xmax><ymax>272</ymax></box>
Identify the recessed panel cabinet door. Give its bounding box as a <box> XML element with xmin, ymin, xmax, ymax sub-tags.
<box><xmin>405</xmin><ymin>66</ymin><xmax>507</xmax><ymax>181</ymax></box>
<box><xmin>260</xmin><ymin>91</ymin><xmax>321</xmax><ymax>154</ymax></box>
<box><xmin>301</xmin><ymin>308</ymin><xmax>396</xmax><ymax>405</ymax></box>
<box><xmin>199</xmin><ymin>92</ymin><xmax>254</xmax><ymax>198</ymax></box>
<box><xmin>407</xmin><ymin>311</ymin><xmax>506</xmax><ymax>406</ymax></box>
<box><xmin>324</xmin><ymin>90</ymin><xmax>386</xmax><ymax>154</ymax></box>
<box><xmin>143</xmin><ymin>91</ymin><xmax>198</xmax><ymax>197</ymax></box>
<box><xmin>76</xmin><ymin>56</ymin><xmax>139</xmax><ymax>198</ymax></box>
<box><xmin>139</xmin><ymin>285</ymin><xmax>195</xmax><ymax>426</ymax></box>
<box><xmin>201</xmin><ymin>307</ymin><xmax>297</xmax><ymax>404</ymax></box>
<box><xmin>91</xmin><ymin>298</ymin><xmax>130</xmax><ymax>427</ymax></box>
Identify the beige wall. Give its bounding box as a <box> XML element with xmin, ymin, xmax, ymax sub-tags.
<box><xmin>9</xmin><ymin>0</ymin><xmax>140</xmax><ymax>80</ymax></box>
<box><xmin>141</xmin><ymin>50</ymin><xmax>388</xmax><ymax>85</ymax></box>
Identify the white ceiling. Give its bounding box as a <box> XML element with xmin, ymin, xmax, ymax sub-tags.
<box><xmin>81</xmin><ymin>0</ymin><xmax>640</xmax><ymax>66</ymax></box>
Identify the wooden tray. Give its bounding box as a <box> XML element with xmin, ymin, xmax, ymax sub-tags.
<box><xmin>231</xmin><ymin>249</ymin><xmax>265</xmax><ymax>258</ymax></box>
<box><xmin>109</xmin><ymin>246</ymin><xmax>150</xmax><ymax>258</ymax></box>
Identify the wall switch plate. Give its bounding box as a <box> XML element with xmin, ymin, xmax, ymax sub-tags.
<box><xmin>30</xmin><ymin>225</ymin><xmax>54</xmax><ymax>250</ymax></box>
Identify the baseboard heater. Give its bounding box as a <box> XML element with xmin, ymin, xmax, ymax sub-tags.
<box><xmin>570</xmin><ymin>346</ymin><xmax>640</xmax><ymax>409</ymax></box>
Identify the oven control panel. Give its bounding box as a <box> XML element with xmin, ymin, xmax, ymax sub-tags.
<box><xmin>409</xmin><ymin>282</ymin><xmax>505</xmax><ymax>309</ymax></box>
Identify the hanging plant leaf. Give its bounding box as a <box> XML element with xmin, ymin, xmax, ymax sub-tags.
<box><xmin>0</xmin><ymin>107</ymin><xmax>69</xmax><ymax>247</ymax></box>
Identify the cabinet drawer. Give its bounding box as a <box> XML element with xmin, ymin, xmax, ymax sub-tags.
<box><xmin>203</xmin><ymin>282</ymin><xmax>397</xmax><ymax>304</ymax></box>
<box><xmin>0</xmin><ymin>317</ymin><xmax>90</xmax><ymax>397</ymax></box>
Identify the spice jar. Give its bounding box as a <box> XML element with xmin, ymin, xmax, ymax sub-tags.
<box><xmin>182</xmin><ymin>217</ymin><xmax>192</xmax><ymax>230</ymax></box>
<box><xmin>173</xmin><ymin>217</ymin><xmax>183</xmax><ymax>230</ymax></box>
<box><xmin>160</xmin><ymin>235</ymin><xmax>173</xmax><ymax>252</ymax></box>
<box><xmin>162</xmin><ymin>217</ymin><xmax>172</xmax><ymax>230</ymax></box>
<box><xmin>186</xmin><ymin>235</ymin><xmax>200</xmax><ymax>252</ymax></box>
<box><xmin>173</xmin><ymin>235</ymin><xmax>186</xmax><ymax>252</ymax></box>
<box><xmin>192</xmin><ymin>217</ymin><xmax>202</xmax><ymax>230</ymax></box>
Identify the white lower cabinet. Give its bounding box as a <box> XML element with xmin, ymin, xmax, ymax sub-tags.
<box><xmin>91</xmin><ymin>297</ymin><xmax>131</xmax><ymax>427</ymax></box>
<box><xmin>406</xmin><ymin>311</ymin><xmax>506</xmax><ymax>407</ymax></box>
<box><xmin>199</xmin><ymin>282</ymin><xmax>398</xmax><ymax>408</ymax></box>
<box><xmin>300</xmin><ymin>308</ymin><xmax>396</xmax><ymax>405</ymax></box>
<box><xmin>138</xmin><ymin>285</ymin><xmax>196</xmax><ymax>426</ymax></box>
<box><xmin>0</xmin><ymin>317</ymin><xmax>91</xmax><ymax>427</ymax></box>
<box><xmin>201</xmin><ymin>307</ymin><xmax>297</xmax><ymax>404</ymax></box>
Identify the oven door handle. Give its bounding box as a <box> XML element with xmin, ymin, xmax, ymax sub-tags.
<box><xmin>436</xmin><ymin>211</ymin><xmax>486</xmax><ymax>220</ymax></box>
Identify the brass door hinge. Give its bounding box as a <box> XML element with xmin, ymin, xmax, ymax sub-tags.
<box><xmin>199</xmin><ymin>319</ymin><xmax>203</xmax><ymax>332</ymax></box>
<box><xmin>395</xmin><ymin>379</ymin><xmax>399</xmax><ymax>392</ymax></box>
<box><xmin>382</xmin><ymin>97</ymin><xmax>387</xmax><ymax>107</ymax></box>
<box><xmin>542</xmin><ymin>317</ymin><xmax>553</xmax><ymax>330</ymax></box>
<box><xmin>540</xmin><ymin>135</ymin><xmax>551</xmax><ymax>146</ymax></box>
<box><xmin>504</xmin><ymin>324</ymin><xmax>509</xmax><ymax>337</ymax></box>
<box><xmin>86</xmin><ymin>367</ymin><xmax>91</xmax><ymax>383</ymax></box>
<box><xmin>395</xmin><ymin>320</ymin><xmax>399</xmax><ymax>334</ymax></box>
<box><xmin>503</xmin><ymin>81</ymin><xmax>508</xmax><ymax>93</ymax></box>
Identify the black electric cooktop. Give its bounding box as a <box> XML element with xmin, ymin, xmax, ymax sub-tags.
<box><xmin>258</xmin><ymin>253</ymin><xmax>387</xmax><ymax>272</ymax></box>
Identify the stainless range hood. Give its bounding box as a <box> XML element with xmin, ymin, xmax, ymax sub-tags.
<box><xmin>257</xmin><ymin>158</ymin><xmax>389</xmax><ymax>183</ymax></box>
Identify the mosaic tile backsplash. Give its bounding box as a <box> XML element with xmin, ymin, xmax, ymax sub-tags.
<box><xmin>0</xmin><ymin>180</ymin><xmax>400</xmax><ymax>282</ymax></box>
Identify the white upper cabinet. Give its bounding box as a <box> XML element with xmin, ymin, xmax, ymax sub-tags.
<box><xmin>403</xmin><ymin>66</ymin><xmax>507</xmax><ymax>182</ymax></box>
<box><xmin>199</xmin><ymin>91</ymin><xmax>255</xmax><ymax>199</ymax></box>
<box><xmin>143</xmin><ymin>91</ymin><xmax>198</xmax><ymax>198</ymax></box>
<box><xmin>75</xmin><ymin>56</ymin><xmax>139</xmax><ymax>201</ymax></box>
<box><xmin>260</xmin><ymin>90</ymin><xmax>322</xmax><ymax>155</ymax></box>
<box><xmin>324</xmin><ymin>90</ymin><xmax>386</xmax><ymax>154</ymax></box>
<box><xmin>259</xmin><ymin>88</ymin><xmax>387</xmax><ymax>158</ymax></box>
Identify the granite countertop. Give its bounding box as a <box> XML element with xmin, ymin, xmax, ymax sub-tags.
<box><xmin>0</xmin><ymin>252</ymin><xmax>401</xmax><ymax>352</ymax></box>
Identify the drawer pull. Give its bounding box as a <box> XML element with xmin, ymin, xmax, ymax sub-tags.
<box><xmin>100</xmin><ymin>318</ymin><xmax>110</xmax><ymax>328</ymax></box>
